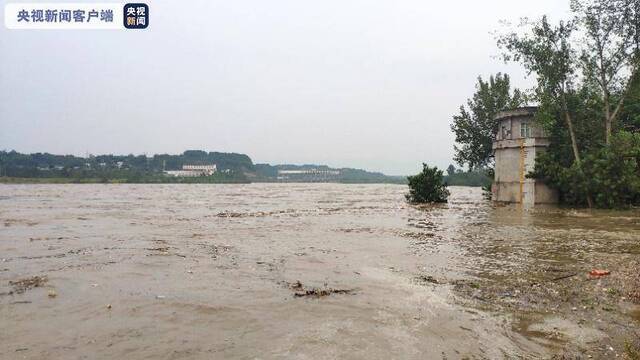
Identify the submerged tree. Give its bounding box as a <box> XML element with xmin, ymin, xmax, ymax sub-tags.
<box><xmin>450</xmin><ymin>73</ymin><xmax>524</xmax><ymax>170</ymax></box>
<box><xmin>406</xmin><ymin>164</ymin><xmax>450</xmax><ymax>204</ymax></box>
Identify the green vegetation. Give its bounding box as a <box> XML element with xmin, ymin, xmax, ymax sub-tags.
<box><xmin>449</xmin><ymin>73</ymin><xmax>523</xmax><ymax>196</ymax></box>
<box><xmin>406</xmin><ymin>164</ymin><xmax>450</xmax><ymax>203</ymax></box>
<box><xmin>532</xmin><ymin>131</ymin><xmax>640</xmax><ymax>207</ymax></box>
<box><xmin>451</xmin><ymin>0</ymin><xmax>640</xmax><ymax>208</ymax></box>
<box><xmin>0</xmin><ymin>150</ymin><xmax>253</xmax><ymax>184</ymax></box>
<box><xmin>450</xmin><ymin>73</ymin><xmax>524</xmax><ymax>170</ymax></box>
<box><xmin>0</xmin><ymin>177</ymin><xmax>120</xmax><ymax>184</ymax></box>
<box><xmin>0</xmin><ymin>173</ymin><xmax>251</xmax><ymax>184</ymax></box>
<box><xmin>0</xmin><ymin>150</ymin><xmax>404</xmax><ymax>184</ymax></box>
<box><xmin>496</xmin><ymin>0</ymin><xmax>640</xmax><ymax>208</ymax></box>
<box><xmin>444</xmin><ymin>164</ymin><xmax>492</xmax><ymax>187</ymax></box>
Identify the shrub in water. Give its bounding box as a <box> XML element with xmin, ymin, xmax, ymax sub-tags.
<box><xmin>406</xmin><ymin>164</ymin><xmax>450</xmax><ymax>203</ymax></box>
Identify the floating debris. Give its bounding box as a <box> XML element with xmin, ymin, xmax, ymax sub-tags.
<box><xmin>289</xmin><ymin>280</ymin><xmax>303</xmax><ymax>290</ymax></box>
<box><xmin>589</xmin><ymin>270</ymin><xmax>611</xmax><ymax>277</ymax></box>
<box><xmin>287</xmin><ymin>281</ymin><xmax>355</xmax><ymax>298</ymax></box>
<box><xmin>414</xmin><ymin>275</ymin><xmax>440</xmax><ymax>285</ymax></box>
<box><xmin>294</xmin><ymin>288</ymin><xmax>354</xmax><ymax>298</ymax></box>
<box><xmin>146</xmin><ymin>247</ymin><xmax>170</xmax><ymax>252</ymax></box>
<box><xmin>8</xmin><ymin>275</ymin><xmax>48</xmax><ymax>294</ymax></box>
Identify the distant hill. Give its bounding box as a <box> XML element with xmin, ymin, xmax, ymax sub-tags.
<box><xmin>254</xmin><ymin>164</ymin><xmax>406</xmax><ymax>184</ymax></box>
<box><xmin>0</xmin><ymin>150</ymin><xmax>405</xmax><ymax>184</ymax></box>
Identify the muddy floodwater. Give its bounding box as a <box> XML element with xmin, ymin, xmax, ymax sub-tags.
<box><xmin>1</xmin><ymin>184</ymin><xmax>639</xmax><ymax>359</ymax></box>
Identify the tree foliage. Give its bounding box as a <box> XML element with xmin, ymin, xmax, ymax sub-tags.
<box><xmin>443</xmin><ymin>164</ymin><xmax>492</xmax><ymax>187</ymax></box>
<box><xmin>532</xmin><ymin>131</ymin><xmax>640</xmax><ymax>207</ymax></box>
<box><xmin>0</xmin><ymin>150</ymin><xmax>253</xmax><ymax>183</ymax></box>
<box><xmin>499</xmin><ymin>16</ymin><xmax>585</xmax><ymax>164</ymax></box>
<box><xmin>406</xmin><ymin>164</ymin><xmax>450</xmax><ymax>203</ymax></box>
<box><xmin>451</xmin><ymin>73</ymin><xmax>524</xmax><ymax>170</ymax></box>
<box><xmin>496</xmin><ymin>0</ymin><xmax>640</xmax><ymax>208</ymax></box>
<box><xmin>572</xmin><ymin>0</ymin><xmax>639</xmax><ymax>144</ymax></box>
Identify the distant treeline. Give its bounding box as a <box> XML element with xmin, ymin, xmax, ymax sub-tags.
<box><xmin>0</xmin><ymin>150</ymin><xmax>407</xmax><ymax>184</ymax></box>
<box><xmin>254</xmin><ymin>164</ymin><xmax>406</xmax><ymax>184</ymax></box>
<box><xmin>443</xmin><ymin>165</ymin><xmax>491</xmax><ymax>187</ymax></box>
<box><xmin>0</xmin><ymin>150</ymin><xmax>253</xmax><ymax>183</ymax></box>
<box><xmin>0</xmin><ymin>150</ymin><xmax>254</xmax><ymax>173</ymax></box>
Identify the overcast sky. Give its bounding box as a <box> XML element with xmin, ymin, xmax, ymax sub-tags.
<box><xmin>0</xmin><ymin>0</ymin><xmax>570</xmax><ymax>175</ymax></box>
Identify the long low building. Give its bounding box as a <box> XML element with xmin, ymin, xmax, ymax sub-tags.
<box><xmin>276</xmin><ymin>168</ymin><xmax>341</xmax><ymax>181</ymax></box>
<box><xmin>165</xmin><ymin>164</ymin><xmax>217</xmax><ymax>177</ymax></box>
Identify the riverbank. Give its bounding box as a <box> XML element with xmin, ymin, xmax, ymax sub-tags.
<box><xmin>432</xmin><ymin>205</ymin><xmax>640</xmax><ymax>358</ymax></box>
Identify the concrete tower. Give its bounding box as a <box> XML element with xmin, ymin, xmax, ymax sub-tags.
<box><xmin>491</xmin><ymin>107</ymin><xmax>558</xmax><ymax>205</ymax></box>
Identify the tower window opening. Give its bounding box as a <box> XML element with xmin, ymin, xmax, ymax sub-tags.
<box><xmin>520</xmin><ymin>121</ymin><xmax>532</xmax><ymax>138</ymax></box>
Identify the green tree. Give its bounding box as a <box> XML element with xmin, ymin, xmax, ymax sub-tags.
<box><xmin>406</xmin><ymin>164</ymin><xmax>450</xmax><ymax>203</ymax></box>
<box><xmin>444</xmin><ymin>168</ymin><xmax>492</xmax><ymax>187</ymax></box>
<box><xmin>451</xmin><ymin>73</ymin><xmax>524</xmax><ymax>170</ymax></box>
<box><xmin>498</xmin><ymin>0</ymin><xmax>640</xmax><ymax>208</ymax></box>
<box><xmin>499</xmin><ymin>15</ymin><xmax>598</xmax><ymax>207</ymax></box>
<box><xmin>533</xmin><ymin>130</ymin><xmax>640</xmax><ymax>207</ymax></box>
<box><xmin>572</xmin><ymin>0</ymin><xmax>639</xmax><ymax>144</ymax></box>
<box><xmin>446</xmin><ymin>164</ymin><xmax>456</xmax><ymax>176</ymax></box>
<box><xmin>619</xmin><ymin>70</ymin><xmax>640</xmax><ymax>131</ymax></box>
<box><xmin>499</xmin><ymin>16</ymin><xmax>585</xmax><ymax>165</ymax></box>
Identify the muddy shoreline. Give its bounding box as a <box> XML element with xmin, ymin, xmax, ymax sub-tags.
<box><xmin>1</xmin><ymin>184</ymin><xmax>638</xmax><ymax>359</ymax></box>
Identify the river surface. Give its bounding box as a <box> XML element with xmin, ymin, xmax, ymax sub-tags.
<box><xmin>0</xmin><ymin>184</ymin><xmax>639</xmax><ymax>359</ymax></box>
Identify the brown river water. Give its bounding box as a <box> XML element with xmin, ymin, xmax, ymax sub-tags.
<box><xmin>0</xmin><ymin>184</ymin><xmax>639</xmax><ymax>359</ymax></box>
